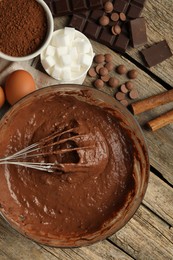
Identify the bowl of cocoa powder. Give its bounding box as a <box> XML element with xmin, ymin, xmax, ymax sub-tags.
<box><xmin>0</xmin><ymin>0</ymin><xmax>54</xmax><ymax>61</ymax></box>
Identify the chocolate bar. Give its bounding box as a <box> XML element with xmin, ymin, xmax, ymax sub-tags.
<box><xmin>129</xmin><ymin>17</ymin><xmax>147</xmax><ymax>47</ymax></box>
<box><xmin>44</xmin><ymin>0</ymin><xmax>106</xmax><ymax>17</ymax></box>
<box><xmin>140</xmin><ymin>40</ymin><xmax>172</xmax><ymax>67</ymax></box>
<box><xmin>69</xmin><ymin>0</ymin><xmax>146</xmax><ymax>53</ymax></box>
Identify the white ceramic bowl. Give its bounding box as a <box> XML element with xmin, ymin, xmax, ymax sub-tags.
<box><xmin>0</xmin><ymin>0</ymin><xmax>54</xmax><ymax>61</ymax></box>
<box><xmin>41</xmin><ymin>29</ymin><xmax>94</xmax><ymax>85</ymax></box>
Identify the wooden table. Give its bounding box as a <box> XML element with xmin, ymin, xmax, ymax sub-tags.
<box><xmin>0</xmin><ymin>0</ymin><xmax>173</xmax><ymax>259</ymax></box>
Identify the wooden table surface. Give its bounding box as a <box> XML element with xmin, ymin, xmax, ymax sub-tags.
<box><xmin>0</xmin><ymin>0</ymin><xmax>173</xmax><ymax>259</ymax></box>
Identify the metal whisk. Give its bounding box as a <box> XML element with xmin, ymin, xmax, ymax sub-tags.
<box><xmin>0</xmin><ymin>127</ymin><xmax>92</xmax><ymax>173</ymax></box>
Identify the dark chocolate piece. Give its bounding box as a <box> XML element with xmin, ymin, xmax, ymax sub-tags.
<box><xmin>131</xmin><ymin>0</ymin><xmax>146</xmax><ymax>7</ymax></box>
<box><xmin>127</xmin><ymin>4</ymin><xmax>143</xmax><ymax>18</ymax></box>
<box><xmin>113</xmin><ymin>33</ymin><xmax>130</xmax><ymax>52</ymax></box>
<box><xmin>113</xmin><ymin>0</ymin><xmax>130</xmax><ymax>13</ymax></box>
<box><xmin>44</xmin><ymin>0</ymin><xmax>104</xmax><ymax>17</ymax></box>
<box><xmin>69</xmin><ymin>0</ymin><xmax>146</xmax><ymax>53</ymax></box>
<box><xmin>140</xmin><ymin>40</ymin><xmax>172</xmax><ymax>67</ymax></box>
<box><xmin>129</xmin><ymin>17</ymin><xmax>147</xmax><ymax>47</ymax></box>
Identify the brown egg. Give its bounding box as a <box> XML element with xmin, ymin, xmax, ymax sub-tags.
<box><xmin>5</xmin><ymin>70</ymin><xmax>36</xmax><ymax>105</ymax></box>
<box><xmin>0</xmin><ymin>86</ymin><xmax>5</xmax><ymax>108</ymax></box>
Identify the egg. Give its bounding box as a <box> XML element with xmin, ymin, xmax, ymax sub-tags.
<box><xmin>0</xmin><ymin>86</ymin><xmax>5</xmax><ymax>108</ymax></box>
<box><xmin>5</xmin><ymin>70</ymin><xmax>36</xmax><ymax>105</ymax></box>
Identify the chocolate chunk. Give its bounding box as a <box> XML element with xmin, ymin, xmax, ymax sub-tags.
<box><xmin>113</xmin><ymin>0</ymin><xmax>130</xmax><ymax>13</ymax></box>
<box><xmin>83</xmin><ymin>21</ymin><xmax>101</xmax><ymax>39</ymax></box>
<box><xmin>127</xmin><ymin>4</ymin><xmax>143</xmax><ymax>19</ymax></box>
<box><xmin>45</xmin><ymin>0</ymin><xmax>104</xmax><ymax>17</ymax></box>
<box><xmin>113</xmin><ymin>33</ymin><xmax>129</xmax><ymax>52</ymax></box>
<box><xmin>90</xmin><ymin>9</ymin><xmax>105</xmax><ymax>20</ymax></box>
<box><xmin>131</xmin><ymin>0</ymin><xmax>146</xmax><ymax>7</ymax></box>
<box><xmin>69</xmin><ymin>15</ymin><xmax>86</xmax><ymax>31</ymax></box>
<box><xmin>140</xmin><ymin>40</ymin><xmax>172</xmax><ymax>67</ymax></box>
<box><xmin>99</xmin><ymin>28</ymin><xmax>115</xmax><ymax>47</ymax></box>
<box><xmin>129</xmin><ymin>17</ymin><xmax>147</xmax><ymax>47</ymax></box>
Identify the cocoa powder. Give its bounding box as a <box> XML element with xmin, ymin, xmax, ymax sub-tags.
<box><xmin>0</xmin><ymin>0</ymin><xmax>47</xmax><ymax>57</ymax></box>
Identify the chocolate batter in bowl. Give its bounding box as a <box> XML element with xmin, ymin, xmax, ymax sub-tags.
<box><xmin>0</xmin><ymin>85</ymin><xmax>149</xmax><ymax>247</ymax></box>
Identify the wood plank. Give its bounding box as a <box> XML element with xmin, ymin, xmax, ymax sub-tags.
<box><xmin>0</xmin><ymin>216</ymin><xmax>132</xmax><ymax>260</ymax></box>
<box><xmin>43</xmin><ymin>240</ymin><xmax>133</xmax><ymax>260</ymax></box>
<box><xmin>109</xmin><ymin>205</ymin><xmax>173</xmax><ymax>260</ymax></box>
<box><xmin>143</xmin><ymin>172</ymin><xmax>173</xmax><ymax>226</ymax></box>
<box><xmin>127</xmin><ymin>0</ymin><xmax>173</xmax><ymax>87</ymax></box>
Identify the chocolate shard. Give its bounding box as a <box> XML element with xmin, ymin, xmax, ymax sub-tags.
<box><xmin>129</xmin><ymin>17</ymin><xmax>147</xmax><ymax>47</ymax></box>
<box><xmin>140</xmin><ymin>40</ymin><xmax>172</xmax><ymax>67</ymax></box>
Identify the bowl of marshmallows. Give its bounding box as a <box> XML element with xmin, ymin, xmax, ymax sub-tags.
<box><xmin>41</xmin><ymin>27</ymin><xmax>94</xmax><ymax>84</ymax></box>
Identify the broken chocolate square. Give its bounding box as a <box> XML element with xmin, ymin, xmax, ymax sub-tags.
<box><xmin>140</xmin><ymin>40</ymin><xmax>172</xmax><ymax>67</ymax></box>
<box><xmin>129</xmin><ymin>17</ymin><xmax>147</xmax><ymax>47</ymax></box>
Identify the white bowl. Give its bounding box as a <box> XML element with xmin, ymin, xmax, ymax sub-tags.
<box><xmin>41</xmin><ymin>28</ymin><xmax>94</xmax><ymax>85</ymax></box>
<box><xmin>0</xmin><ymin>0</ymin><xmax>54</xmax><ymax>61</ymax></box>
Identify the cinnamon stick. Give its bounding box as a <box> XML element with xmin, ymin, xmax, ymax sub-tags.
<box><xmin>130</xmin><ymin>89</ymin><xmax>173</xmax><ymax>115</ymax></box>
<box><xmin>146</xmin><ymin>109</ymin><xmax>173</xmax><ymax>131</ymax></box>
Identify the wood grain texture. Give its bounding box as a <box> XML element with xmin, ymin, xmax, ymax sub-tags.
<box><xmin>143</xmin><ymin>172</ymin><xmax>173</xmax><ymax>226</ymax></box>
<box><xmin>110</xmin><ymin>205</ymin><xmax>173</xmax><ymax>260</ymax></box>
<box><xmin>0</xmin><ymin>216</ymin><xmax>132</xmax><ymax>260</ymax></box>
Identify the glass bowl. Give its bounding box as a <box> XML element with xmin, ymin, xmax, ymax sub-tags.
<box><xmin>0</xmin><ymin>85</ymin><xmax>149</xmax><ymax>247</ymax></box>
